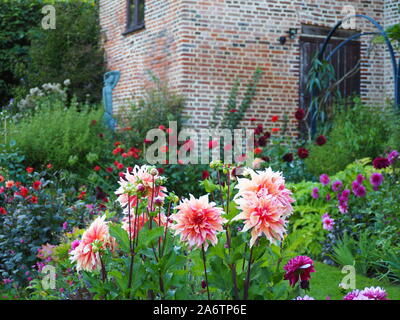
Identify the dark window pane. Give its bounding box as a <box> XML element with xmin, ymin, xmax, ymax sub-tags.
<box><xmin>138</xmin><ymin>0</ymin><xmax>145</xmax><ymax>25</ymax></box>
<box><xmin>129</xmin><ymin>0</ymin><xmax>136</xmax><ymax>27</ymax></box>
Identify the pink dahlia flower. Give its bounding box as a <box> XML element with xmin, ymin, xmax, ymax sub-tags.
<box><xmin>170</xmin><ymin>195</ymin><xmax>225</xmax><ymax>250</ymax></box>
<box><xmin>294</xmin><ymin>295</ymin><xmax>315</xmax><ymax>300</ymax></box>
<box><xmin>235</xmin><ymin>168</ymin><xmax>294</xmax><ymax>218</ymax></box>
<box><xmin>360</xmin><ymin>287</ymin><xmax>388</xmax><ymax>300</ymax></box>
<box><xmin>343</xmin><ymin>287</ymin><xmax>388</xmax><ymax>300</ymax></box>
<box><xmin>70</xmin><ymin>216</ymin><xmax>115</xmax><ymax>272</ymax></box>
<box><xmin>233</xmin><ymin>193</ymin><xmax>287</xmax><ymax>247</ymax></box>
<box><xmin>115</xmin><ymin>165</ymin><xmax>167</xmax><ymax>210</ymax></box>
<box><xmin>322</xmin><ymin>216</ymin><xmax>335</xmax><ymax>231</ymax></box>
<box><xmin>284</xmin><ymin>255</ymin><xmax>315</xmax><ymax>288</ymax></box>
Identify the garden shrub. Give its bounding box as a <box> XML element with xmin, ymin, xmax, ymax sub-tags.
<box><xmin>305</xmin><ymin>98</ymin><xmax>391</xmax><ymax>176</ymax></box>
<box><xmin>3</xmin><ymin>102</ymin><xmax>110</xmax><ymax>171</ymax></box>
<box><xmin>25</xmin><ymin>0</ymin><xmax>104</xmax><ymax>103</ymax></box>
<box><xmin>0</xmin><ymin>0</ymin><xmax>43</xmax><ymax>106</ymax></box>
<box><xmin>298</xmin><ymin>155</ymin><xmax>400</xmax><ymax>282</ymax></box>
<box><xmin>116</xmin><ymin>75</ymin><xmax>186</xmax><ymax>148</ymax></box>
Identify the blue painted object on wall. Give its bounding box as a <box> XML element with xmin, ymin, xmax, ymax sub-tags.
<box><xmin>103</xmin><ymin>71</ymin><xmax>120</xmax><ymax>131</ymax></box>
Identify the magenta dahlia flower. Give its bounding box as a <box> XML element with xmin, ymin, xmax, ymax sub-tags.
<box><xmin>370</xmin><ymin>173</ymin><xmax>384</xmax><ymax>191</ymax></box>
<box><xmin>332</xmin><ymin>180</ymin><xmax>343</xmax><ymax>192</ymax></box>
<box><xmin>319</xmin><ymin>174</ymin><xmax>330</xmax><ymax>186</ymax></box>
<box><xmin>352</xmin><ymin>181</ymin><xmax>366</xmax><ymax>197</ymax></box>
<box><xmin>311</xmin><ymin>187</ymin><xmax>319</xmax><ymax>199</ymax></box>
<box><xmin>356</xmin><ymin>174</ymin><xmax>365</xmax><ymax>184</ymax></box>
<box><xmin>343</xmin><ymin>290</ymin><xmax>364</xmax><ymax>300</ymax></box>
<box><xmin>284</xmin><ymin>256</ymin><xmax>315</xmax><ymax>288</ymax></box>
<box><xmin>388</xmin><ymin>150</ymin><xmax>399</xmax><ymax>164</ymax></box>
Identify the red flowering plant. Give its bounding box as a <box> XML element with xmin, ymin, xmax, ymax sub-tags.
<box><xmin>0</xmin><ymin>164</ymin><xmax>79</xmax><ymax>286</ymax></box>
<box><xmin>251</xmin><ymin>114</ymin><xmax>312</xmax><ymax>182</ymax></box>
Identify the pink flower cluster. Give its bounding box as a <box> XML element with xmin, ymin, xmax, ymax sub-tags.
<box><xmin>115</xmin><ymin>165</ymin><xmax>167</xmax><ymax>211</ymax></box>
<box><xmin>233</xmin><ymin>168</ymin><xmax>295</xmax><ymax>247</ymax></box>
<box><xmin>343</xmin><ymin>286</ymin><xmax>388</xmax><ymax>300</ymax></box>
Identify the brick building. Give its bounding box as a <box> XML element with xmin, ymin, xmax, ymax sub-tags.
<box><xmin>99</xmin><ymin>0</ymin><xmax>399</xmax><ymax>131</ymax></box>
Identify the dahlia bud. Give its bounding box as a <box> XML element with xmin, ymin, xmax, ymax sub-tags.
<box><xmin>210</xmin><ymin>160</ymin><xmax>222</xmax><ymax>170</ymax></box>
<box><xmin>154</xmin><ymin>197</ymin><xmax>163</xmax><ymax>207</ymax></box>
<box><xmin>201</xmin><ymin>280</ymin><xmax>207</xmax><ymax>289</ymax></box>
<box><xmin>300</xmin><ymin>280</ymin><xmax>310</xmax><ymax>291</ymax></box>
<box><xmin>150</xmin><ymin>167</ymin><xmax>159</xmax><ymax>176</ymax></box>
<box><xmin>136</xmin><ymin>184</ymin><xmax>145</xmax><ymax>193</ymax></box>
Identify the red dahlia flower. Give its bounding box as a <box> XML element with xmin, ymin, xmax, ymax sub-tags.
<box><xmin>297</xmin><ymin>148</ymin><xmax>309</xmax><ymax>159</ymax></box>
<box><xmin>294</xmin><ymin>108</ymin><xmax>306</xmax><ymax>121</ymax></box>
<box><xmin>283</xmin><ymin>153</ymin><xmax>294</xmax><ymax>162</ymax></box>
<box><xmin>316</xmin><ymin>135</ymin><xmax>327</xmax><ymax>146</ymax></box>
<box><xmin>372</xmin><ymin>157</ymin><xmax>390</xmax><ymax>169</ymax></box>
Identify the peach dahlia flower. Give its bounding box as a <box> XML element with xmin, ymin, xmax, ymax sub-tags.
<box><xmin>235</xmin><ymin>168</ymin><xmax>294</xmax><ymax>217</ymax></box>
<box><xmin>170</xmin><ymin>195</ymin><xmax>225</xmax><ymax>250</ymax></box>
<box><xmin>233</xmin><ymin>193</ymin><xmax>287</xmax><ymax>247</ymax></box>
<box><xmin>115</xmin><ymin>165</ymin><xmax>167</xmax><ymax>210</ymax></box>
<box><xmin>233</xmin><ymin>168</ymin><xmax>294</xmax><ymax>246</ymax></box>
<box><xmin>70</xmin><ymin>216</ymin><xmax>115</xmax><ymax>272</ymax></box>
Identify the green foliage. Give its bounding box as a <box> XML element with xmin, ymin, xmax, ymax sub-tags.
<box><xmin>304</xmin><ymin>55</ymin><xmax>341</xmax><ymax>140</ymax></box>
<box><xmin>25</xmin><ymin>0</ymin><xmax>105</xmax><ymax>103</ymax></box>
<box><xmin>210</xmin><ymin>68</ymin><xmax>264</xmax><ymax>130</ymax></box>
<box><xmin>305</xmin><ymin>98</ymin><xmax>391</xmax><ymax>176</ymax></box>
<box><xmin>0</xmin><ymin>0</ymin><xmax>43</xmax><ymax>106</ymax></box>
<box><xmin>3</xmin><ymin>102</ymin><xmax>110</xmax><ymax>171</ymax></box>
<box><xmin>117</xmin><ymin>75</ymin><xmax>186</xmax><ymax>148</ymax></box>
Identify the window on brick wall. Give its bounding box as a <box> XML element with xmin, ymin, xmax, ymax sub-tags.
<box><xmin>125</xmin><ymin>0</ymin><xmax>145</xmax><ymax>34</ymax></box>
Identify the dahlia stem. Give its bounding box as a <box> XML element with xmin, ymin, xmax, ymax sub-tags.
<box><xmin>127</xmin><ymin>196</ymin><xmax>134</xmax><ymax>292</ymax></box>
<box><xmin>201</xmin><ymin>244</ymin><xmax>211</xmax><ymax>300</ymax></box>
<box><xmin>216</xmin><ymin>170</ymin><xmax>225</xmax><ymax>211</ymax></box>
<box><xmin>243</xmin><ymin>245</ymin><xmax>254</xmax><ymax>300</ymax></box>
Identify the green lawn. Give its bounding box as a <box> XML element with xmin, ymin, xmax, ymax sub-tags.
<box><xmin>308</xmin><ymin>262</ymin><xmax>400</xmax><ymax>300</ymax></box>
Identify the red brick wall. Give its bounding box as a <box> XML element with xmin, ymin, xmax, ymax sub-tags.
<box><xmin>99</xmin><ymin>0</ymin><xmax>398</xmax><ymax>132</ymax></box>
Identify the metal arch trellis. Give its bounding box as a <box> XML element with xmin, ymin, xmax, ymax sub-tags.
<box><xmin>309</xmin><ymin>14</ymin><xmax>400</xmax><ymax>135</ymax></box>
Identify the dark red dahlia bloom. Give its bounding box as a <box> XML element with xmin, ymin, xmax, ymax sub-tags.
<box><xmin>372</xmin><ymin>157</ymin><xmax>390</xmax><ymax>169</ymax></box>
<box><xmin>316</xmin><ymin>135</ymin><xmax>327</xmax><ymax>146</ymax></box>
<box><xmin>294</xmin><ymin>108</ymin><xmax>306</xmax><ymax>121</ymax></box>
<box><xmin>283</xmin><ymin>153</ymin><xmax>294</xmax><ymax>162</ymax></box>
<box><xmin>284</xmin><ymin>255</ymin><xmax>315</xmax><ymax>288</ymax></box>
<box><xmin>254</xmin><ymin>124</ymin><xmax>263</xmax><ymax>135</ymax></box>
<box><xmin>297</xmin><ymin>148</ymin><xmax>309</xmax><ymax>159</ymax></box>
<box><xmin>201</xmin><ymin>170</ymin><xmax>210</xmax><ymax>180</ymax></box>
<box><xmin>258</xmin><ymin>136</ymin><xmax>267</xmax><ymax>146</ymax></box>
